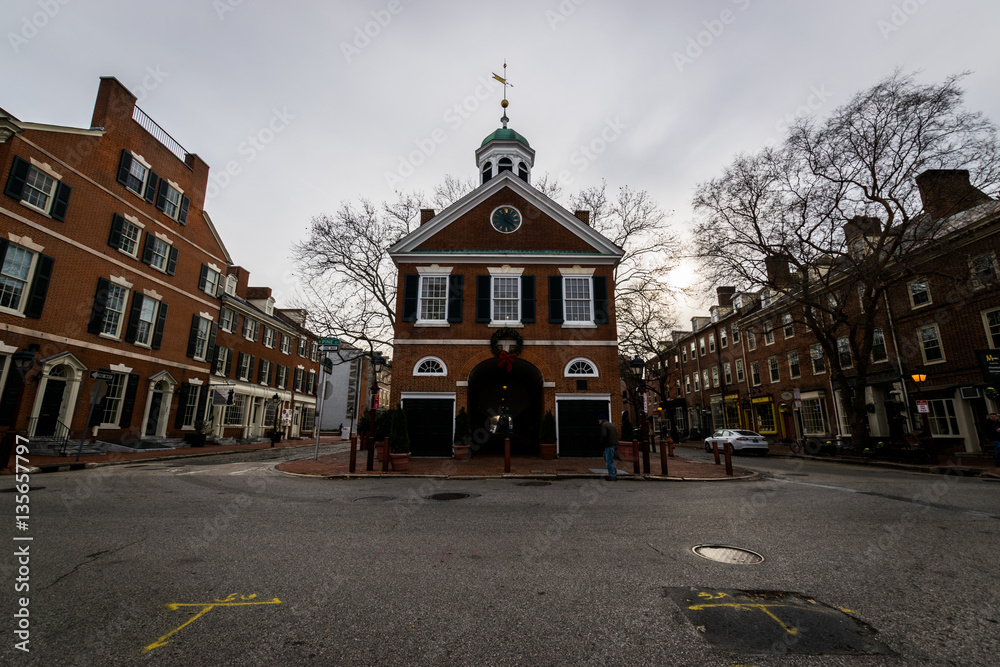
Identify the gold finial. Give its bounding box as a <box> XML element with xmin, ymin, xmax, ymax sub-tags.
<box><xmin>492</xmin><ymin>60</ymin><xmax>513</xmax><ymax>128</ymax></box>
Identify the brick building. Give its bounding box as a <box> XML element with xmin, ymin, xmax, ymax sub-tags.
<box><xmin>0</xmin><ymin>77</ymin><xmax>319</xmax><ymax>451</ymax></box>
<box><xmin>387</xmin><ymin>116</ymin><xmax>624</xmax><ymax>457</ymax></box>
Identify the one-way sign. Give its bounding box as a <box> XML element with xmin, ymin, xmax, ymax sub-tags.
<box><xmin>90</xmin><ymin>370</ymin><xmax>114</xmax><ymax>381</ymax></box>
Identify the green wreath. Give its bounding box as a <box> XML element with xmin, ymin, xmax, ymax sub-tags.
<box><xmin>490</xmin><ymin>327</ymin><xmax>524</xmax><ymax>357</ymax></box>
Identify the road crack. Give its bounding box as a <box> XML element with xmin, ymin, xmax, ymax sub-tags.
<box><xmin>41</xmin><ymin>537</ymin><xmax>148</xmax><ymax>591</ymax></box>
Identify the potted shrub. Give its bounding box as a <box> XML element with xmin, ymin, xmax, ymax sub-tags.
<box><xmin>388</xmin><ymin>406</ymin><xmax>411</xmax><ymax>472</ymax></box>
<box><xmin>538</xmin><ymin>410</ymin><xmax>557</xmax><ymax>460</ymax></box>
<box><xmin>187</xmin><ymin>420</ymin><xmax>211</xmax><ymax>447</ymax></box>
<box><xmin>453</xmin><ymin>407</ymin><xmax>472</xmax><ymax>460</ymax></box>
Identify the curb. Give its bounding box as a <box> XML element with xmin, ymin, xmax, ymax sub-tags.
<box><xmin>271</xmin><ymin>468</ymin><xmax>760</xmax><ymax>482</ymax></box>
<box><xmin>769</xmin><ymin>453</ymin><xmax>998</xmax><ymax>477</ymax></box>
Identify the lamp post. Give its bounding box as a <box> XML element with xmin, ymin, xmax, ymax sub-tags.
<box><xmin>910</xmin><ymin>367</ymin><xmax>938</xmax><ymax>464</ymax></box>
<box><xmin>1</xmin><ymin>348</ymin><xmax>36</xmax><ymax>469</ymax></box>
<box><xmin>365</xmin><ymin>352</ymin><xmax>385</xmax><ymax>472</ymax></box>
<box><xmin>269</xmin><ymin>393</ymin><xmax>281</xmax><ymax>447</ymax></box>
<box><xmin>629</xmin><ymin>356</ymin><xmax>648</xmax><ymax>474</ymax></box>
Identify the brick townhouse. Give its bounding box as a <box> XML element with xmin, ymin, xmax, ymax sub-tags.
<box><xmin>387</xmin><ymin>115</ymin><xmax>624</xmax><ymax>457</ymax></box>
<box><xmin>0</xmin><ymin>76</ymin><xmax>318</xmax><ymax>451</ymax></box>
<box><xmin>648</xmin><ymin>169</ymin><xmax>1000</xmax><ymax>454</ymax></box>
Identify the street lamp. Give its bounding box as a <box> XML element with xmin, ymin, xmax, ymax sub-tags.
<box><xmin>366</xmin><ymin>352</ymin><xmax>386</xmax><ymax>471</ymax></box>
<box><xmin>909</xmin><ymin>366</ymin><xmax>937</xmax><ymax>464</ymax></box>
<box><xmin>629</xmin><ymin>356</ymin><xmax>648</xmax><ymax>474</ymax></box>
<box><xmin>270</xmin><ymin>393</ymin><xmax>281</xmax><ymax>447</ymax></box>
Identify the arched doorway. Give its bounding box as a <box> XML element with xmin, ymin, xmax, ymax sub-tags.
<box><xmin>468</xmin><ymin>357</ymin><xmax>543</xmax><ymax>456</ymax></box>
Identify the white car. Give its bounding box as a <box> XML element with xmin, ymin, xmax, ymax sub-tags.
<box><xmin>703</xmin><ymin>429</ymin><xmax>769</xmax><ymax>456</ymax></box>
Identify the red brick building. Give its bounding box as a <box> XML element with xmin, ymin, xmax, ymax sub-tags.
<box><xmin>0</xmin><ymin>77</ymin><xmax>318</xmax><ymax>451</ymax></box>
<box><xmin>388</xmin><ymin>121</ymin><xmax>624</xmax><ymax>457</ymax></box>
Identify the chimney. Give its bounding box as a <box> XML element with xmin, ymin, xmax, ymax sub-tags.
<box><xmin>764</xmin><ymin>255</ymin><xmax>792</xmax><ymax>287</ymax></box>
<box><xmin>90</xmin><ymin>76</ymin><xmax>136</xmax><ymax>131</ymax></box>
<box><xmin>420</xmin><ymin>209</ymin><xmax>436</xmax><ymax>225</ymax></box>
<box><xmin>246</xmin><ymin>286</ymin><xmax>272</xmax><ymax>300</ymax></box>
<box><xmin>915</xmin><ymin>169</ymin><xmax>992</xmax><ymax>221</ymax></box>
<box><xmin>716</xmin><ymin>286</ymin><xmax>736</xmax><ymax>308</ymax></box>
<box><xmin>574</xmin><ymin>210</ymin><xmax>591</xmax><ymax>225</ymax></box>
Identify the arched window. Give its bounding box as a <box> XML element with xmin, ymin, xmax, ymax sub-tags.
<box><xmin>564</xmin><ymin>358</ymin><xmax>598</xmax><ymax>377</ymax></box>
<box><xmin>414</xmin><ymin>357</ymin><xmax>447</xmax><ymax>376</ymax></box>
<box><xmin>481</xmin><ymin>161</ymin><xmax>492</xmax><ymax>184</ymax></box>
<box><xmin>498</xmin><ymin>157</ymin><xmax>513</xmax><ymax>174</ymax></box>
<box><xmin>49</xmin><ymin>365</ymin><xmax>67</xmax><ymax>378</ymax></box>
<box><xmin>518</xmin><ymin>161</ymin><xmax>529</xmax><ymax>182</ymax></box>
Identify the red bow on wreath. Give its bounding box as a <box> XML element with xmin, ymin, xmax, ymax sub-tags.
<box><xmin>498</xmin><ymin>350</ymin><xmax>516</xmax><ymax>372</ymax></box>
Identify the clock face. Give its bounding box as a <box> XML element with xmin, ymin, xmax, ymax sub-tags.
<box><xmin>491</xmin><ymin>206</ymin><xmax>522</xmax><ymax>233</ymax></box>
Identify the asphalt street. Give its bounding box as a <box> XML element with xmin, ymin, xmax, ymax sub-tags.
<box><xmin>2</xmin><ymin>447</ymin><xmax>998</xmax><ymax>666</ymax></box>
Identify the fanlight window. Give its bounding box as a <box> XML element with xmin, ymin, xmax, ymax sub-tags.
<box><xmin>565</xmin><ymin>358</ymin><xmax>598</xmax><ymax>377</ymax></box>
<box><xmin>414</xmin><ymin>357</ymin><xmax>447</xmax><ymax>376</ymax></box>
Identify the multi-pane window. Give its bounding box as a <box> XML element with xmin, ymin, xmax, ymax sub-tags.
<box><xmin>566</xmin><ymin>359</ymin><xmax>597</xmax><ymax>376</ymax></box>
<box><xmin>294</xmin><ymin>368</ymin><xmax>305</xmax><ymax>392</ymax></box>
<box><xmin>711</xmin><ymin>367</ymin><xmax>720</xmax><ymax>387</ymax></box>
<box><xmin>983</xmin><ymin>308</ymin><xmax>1000</xmax><ymax>348</ymax></box>
<box><xmin>0</xmin><ymin>245</ymin><xmax>35</xmax><ymax>312</ymax></box>
<box><xmin>124</xmin><ymin>159</ymin><xmax>148</xmax><ymax>196</ymax></box>
<box><xmin>181</xmin><ymin>386</ymin><xmax>200</xmax><ymax>428</ymax></box>
<box><xmin>735</xmin><ymin>359</ymin><xmax>745</xmax><ymax>383</ymax></box>
<box><xmin>681</xmin><ymin>348</ymin><xmax>687</xmax><ymax>363</ymax></box>
<box><xmin>225</xmin><ymin>274</ymin><xmax>237</xmax><ymax>296</ymax></box>
<box><xmin>761</xmin><ymin>290</ymin><xmax>773</xmax><ymax>307</ymax></box>
<box><xmin>871</xmin><ymin>329</ymin><xmax>888</xmax><ymax>362</ymax></box>
<box><xmin>238</xmin><ymin>354</ymin><xmax>253</xmax><ymax>381</ymax></box>
<box><xmin>119</xmin><ymin>220</ymin><xmax>141</xmax><ymax>257</ymax></box>
<box><xmin>694</xmin><ymin>373</ymin><xmax>701</xmax><ymax>391</ymax></box>
<box><xmin>242</xmin><ymin>318</ymin><xmax>259</xmax><ymax>342</ymax></box>
<box><xmin>788</xmin><ymin>350</ymin><xmax>800</xmax><ymax>378</ymax></box>
<box><xmin>837</xmin><ymin>337</ymin><xmax>852</xmax><ymax>368</ymax></box>
<box><xmin>928</xmin><ymin>399</ymin><xmax>960</xmax><ymax>436</ymax></box>
<box><xmin>720</xmin><ymin>328</ymin><xmax>728</xmax><ymax>348</ymax></box>
<box><xmin>782</xmin><ymin>313</ymin><xmax>794</xmax><ymax>338</ymax></box>
<box><xmin>699</xmin><ymin>338</ymin><xmax>706</xmax><ymax>356</ymax></box>
<box><xmin>702</xmin><ymin>370</ymin><xmax>709</xmax><ymax>390</ymax></box>
<box><xmin>751</xmin><ymin>361</ymin><xmax>761</xmax><ymax>386</ymax></box>
<box><xmin>732</xmin><ymin>323</ymin><xmax>740</xmax><ymax>344</ymax></box>
<box><xmin>919</xmin><ymin>325</ymin><xmax>944</xmax><ymax>363</ymax></box>
<box><xmin>219</xmin><ymin>307</ymin><xmax>238</xmax><ymax>333</ymax></box>
<box><xmin>801</xmin><ymin>398</ymin><xmax>827</xmax><ymax>435</ymax></box>
<box><xmin>162</xmin><ymin>184</ymin><xmax>182</xmax><ymax>219</ymax></box>
<box><xmin>100</xmin><ymin>373</ymin><xmax>126</xmax><ymax>425</ymax></box>
<box><xmin>134</xmin><ymin>298</ymin><xmax>158</xmax><ymax>347</ymax></box>
<box><xmin>310</xmin><ymin>343</ymin><xmax>319</xmax><ymax>362</ymax></box>
<box><xmin>301</xmin><ymin>407</ymin><xmax>316</xmax><ymax>432</ymax></box>
<box><xmin>763</xmin><ymin>320</ymin><xmax>775</xmax><ymax>345</ymax></box>
<box><xmin>298</xmin><ymin>338</ymin><xmax>307</xmax><ymax>356</ymax></box>
<box><xmin>564</xmin><ymin>277</ymin><xmax>592</xmax><ymax>322</ymax></box>
<box><xmin>492</xmin><ymin>276</ymin><xmax>520</xmax><ymax>322</ymax></box>
<box><xmin>263</xmin><ymin>327</ymin><xmax>276</xmax><ymax>348</ymax></box>
<box><xmin>22</xmin><ymin>166</ymin><xmax>56</xmax><ymax>212</ymax></box>
<box><xmin>971</xmin><ymin>253</ymin><xmax>999</xmax><ymax>288</ymax></box>
<box><xmin>281</xmin><ymin>334</ymin><xmax>291</xmax><ymax>354</ymax></box>
<box><xmin>258</xmin><ymin>359</ymin><xmax>272</xmax><ymax>385</ymax></box>
<box><xmin>419</xmin><ymin>275</ymin><xmax>448</xmax><ymax>321</ymax></box>
<box><xmin>202</xmin><ymin>267</ymin><xmax>221</xmax><ymax>296</ymax></box>
<box><xmin>754</xmin><ymin>402</ymin><xmax>776</xmax><ymax>433</ymax></box>
<box><xmin>690</xmin><ymin>342</ymin><xmax>696</xmax><ymax>358</ymax></box>
<box><xmin>416</xmin><ymin>358</ymin><xmax>446</xmax><ymax>375</ymax></box>
<box><xmin>685</xmin><ymin>376</ymin><xmax>691</xmax><ymax>393</ymax></box>
<box><xmin>149</xmin><ymin>237</ymin><xmax>170</xmax><ymax>272</ymax></box>
<box><xmin>768</xmin><ymin>356</ymin><xmax>780</xmax><ymax>382</ymax></box>
<box><xmin>225</xmin><ymin>393</ymin><xmax>246</xmax><ymax>426</ymax></box>
<box><xmin>276</xmin><ymin>365</ymin><xmax>288</xmax><ymax>389</ymax></box>
<box><xmin>909</xmin><ymin>280</ymin><xmax>931</xmax><ymax>308</ymax></box>
<box><xmin>709</xmin><ymin>334</ymin><xmax>716</xmax><ymax>352</ymax></box>
<box><xmin>214</xmin><ymin>347</ymin><xmax>231</xmax><ymax>376</ymax></box>
<box><xmin>747</xmin><ymin>330</ymin><xmax>756</xmax><ymax>351</ymax></box>
<box><xmin>724</xmin><ymin>363</ymin><xmax>732</xmax><ymax>384</ymax></box>
<box><xmin>811</xmin><ymin>344</ymin><xmax>826</xmax><ymax>374</ymax></box>
<box><xmin>193</xmin><ymin>318</ymin><xmax>212</xmax><ymax>361</ymax></box>
<box><xmin>101</xmin><ymin>284</ymin><xmax>129</xmax><ymax>337</ymax></box>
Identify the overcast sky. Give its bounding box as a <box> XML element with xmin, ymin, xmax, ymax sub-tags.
<box><xmin>4</xmin><ymin>0</ymin><xmax>999</xmax><ymax>321</ymax></box>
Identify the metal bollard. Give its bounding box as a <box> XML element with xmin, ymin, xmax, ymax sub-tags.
<box><xmin>712</xmin><ymin>440</ymin><xmax>721</xmax><ymax>465</ymax></box>
<box><xmin>382</xmin><ymin>437</ymin><xmax>390</xmax><ymax>473</ymax></box>
<box><xmin>349</xmin><ymin>435</ymin><xmax>357</xmax><ymax>473</ymax></box>
<box><xmin>724</xmin><ymin>441</ymin><xmax>733</xmax><ymax>477</ymax></box>
<box><xmin>659</xmin><ymin>437</ymin><xmax>668</xmax><ymax>477</ymax></box>
<box><xmin>504</xmin><ymin>437</ymin><xmax>511</xmax><ymax>473</ymax></box>
<box><xmin>632</xmin><ymin>439</ymin><xmax>640</xmax><ymax>475</ymax></box>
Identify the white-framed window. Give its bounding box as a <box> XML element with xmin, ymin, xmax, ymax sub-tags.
<box><xmin>908</xmin><ymin>279</ymin><xmax>931</xmax><ymax>308</ymax></box>
<box><xmin>763</xmin><ymin>320</ymin><xmax>775</xmax><ymax>345</ymax></box>
<box><xmin>565</xmin><ymin>358</ymin><xmax>598</xmax><ymax>377</ymax></box>
<box><xmin>101</xmin><ymin>283</ymin><xmax>129</xmax><ymax>338</ymax></box>
<box><xmin>723</xmin><ymin>362</ymin><xmax>733</xmax><ymax>384</ymax></box>
<box><xmin>982</xmin><ymin>308</ymin><xmax>1000</xmax><ymax>348</ymax></box>
<box><xmin>148</xmin><ymin>237</ymin><xmax>170</xmax><ymax>272</ymax></box>
<box><xmin>690</xmin><ymin>342</ymin><xmax>696</xmax><ymax>359</ymax></box>
<box><xmin>564</xmin><ymin>276</ymin><xmax>593</xmax><ymax>323</ymax></box>
<box><xmin>685</xmin><ymin>375</ymin><xmax>691</xmax><ymax>393</ymax></box>
<box><xmin>100</xmin><ymin>373</ymin><xmax>127</xmax><ymax>425</ymax></box>
<box><xmin>193</xmin><ymin>318</ymin><xmax>212</xmax><ymax>361</ymax></box>
<box><xmin>871</xmin><ymin>328</ymin><xmax>888</xmax><ymax>363</ymax></box>
<box><xmin>162</xmin><ymin>183</ymin><xmax>182</xmax><ymax>219</ymax></box>
<box><xmin>928</xmin><ymin>399</ymin><xmax>960</xmax><ymax>436</ymax></box>
<box><xmin>258</xmin><ymin>359</ymin><xmax>272</xmax><ymax>385</ymax></box>
<box><xmin>699</xmin><ymin>337</ymin><xmax>706</xmax><ymax>356</ymax></box>
<box><xmin>263</xmin><ymin>327</ymin><xmax>276</xmax><ymax>348</ymax></box>
<box><xmin>732</xmin><ymin>323</ymin><xmax>740</xmax><ymax>344</ymax></box>
<box><xmin>265</xmin><ymin>297</ymin><xmax>275</xmax><ymax>316</ymax></box>
<box><xmin>768</xmin><ymin>356</ymin><xmax>780</xmax><ymax>383</ymax></box>
<box><xmin>225</xmin><ymin>274</ymin><xmax>237</xmax><ymax>296</ymax></box>
<box><xmin>761</xmin><ymin>289</ymin><xmax>773</xmax><ymax>307</ymax></box>
<box><xmin>180</xmin><ymin>385</ymin><xmax>200</xmax><ymax>428</ymax></box>
<box><xmin>419</xmin><ymin>275</ymin><xmax>448</xmax><ymax>323</ymax></box>
<box><xmin>918</xmin><ymin>324</ymin><xmax>945</xmax><ymax>364</ymax></box>
<box><xmin>712</xmin><ymin>367</ymin><xmax>720</xmax><ymax>387</ymax></box>
<box><xmin>751</xmin><ymin>361</ymin><xmax>761</xmax><ymax>386</ymax></box>
<box><xmin>298</xmin><ymin>338</ymin><xmax>307</xmax><ymax>356</ymax></box>
<box><xmin>720</xmin><ymin>328</ymin><xmax>728</xmax><ymax>348</ymax></box>
<box><xmin>782</xmin><ymin>313</ymin><xmax>794</xmax><ymax>338</ymax></box>
<box><xmin>238</xmin><ymin>354</ymin><xmax>253</xmax><ymax>381</ymax></box>
<box><xmin>788</xmin><ymin>350</ymin><xmax>801</xmax><ymax>379</ymax></box>
<box><xmin>219</xmin><ymin>307</ymin><xmax>238</xmax><ymax>333</ymax></box>
<box><xmin>837</xmin><ymin>337</ymin><xmax>852</xmax><ymax>368</ymax></box>
<box><xmin>681</xmin><ymin>347</ymin><xmax>688</xmax><ymax>363</ymax></box>
<box><xmin>747</xmin><ymin>330</ymin><xmax>756</xmax><ymax>351</ymax></box>
<box><xmin>276</xmin><ymin>365</ymin><xmax>288</xmax><ymax>389</ymax></box>
<box><xmin>414</xmin><ymin>357</ymin><xmax>447</xmax><ymax>376</ymax></box>
<box><xmin>134</xmin><ymin>297</ymin><xmax>159</xmax><ymax>347</ymax></box>
<box><xmin>673</xmin><ymin>355</ymin><xmax>679</xmax><ymax>370</ymax></box>
<box><xmin>801</xmin><ymin>397</ymin><xmax>827</xmax><ymax>435</ymax></box>
<box><xmin>0</xmin><ymin>245</ymin><xmax>38</xmax><ymax>314</ymax></box>
<box><xmin>735</xmin><ymin>359</ymin><xmax>745</xmax><ymax>383</ymax></box>
<box><xmin>242</xmin><ymin>318</ymin><xmax>259</xmax><ymax>342</ymax></box>
<box><xmin>811</xmin><ymin>344</ymin><xmax>826</xmax><ymax>374</ymax></box>
<box><xmin>201</xmin><ymin>266</ymin><xmax>221</xmax><ymax>296</ymax></box>
<box><xmin>123</xmin><ymin>157</ymin><xmax>149</xmax><ymax>196</ymax></box>
<box><xmin>970</xmin><ymin>252</ymin><xmax>999</xmax><ymax>289</ymax></box>
<box><xmin>310</xmin><ymin>342</ymin><xmax>319</xmax><ymax>362</ymax></box>
<box><xmin>492</xmin><ymin>275</ymin><xmax>520</xmax><ymax>323</ymax></box>
<box><xmin>225</xmin><ymin>393</ymin><xmax>247</xmax><ymax>426</ymax></box>
<box><xmin>214</xmin><ymin>347</ymin><xmax>231</xmax><ymax>376</ymax></box>
<box><xmin>119</xmin><ymin>219</ymin><xmax>141</xmax><ymax>258</ymax></box>
<box><xmin>22</xmin><ymin>166</ymin><xmax>57</xmax><ymax>214</ymax></box>
<box><xmin>693</xmin><ymin>373</ymin><xmax>700</xmax><ymax>391</ymax></box>
<box><xmin>281</xmin><ymin>334</ymin><xmax>291</xmax><ymax>355</ymax></box>
<box><xmin>702</xmin><ymin>369</ymin><xmax>709</xmax><ymax>390</ymax></box>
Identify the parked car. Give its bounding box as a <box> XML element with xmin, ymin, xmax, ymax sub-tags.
<box><xmin>703</xmin><ymin>429</ymin><xmax>769</xmax><ymax>455</ymax></box>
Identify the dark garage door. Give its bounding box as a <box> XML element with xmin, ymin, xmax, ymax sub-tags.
<box><xmin>402</xmin><ymin>398</ymin><xmax>454</xmax><ymax>457</ymax></box>
<box><xmin>557</xmin><ymin>400</ymin><xmax>610</xmax><ymax>457</ymax></box>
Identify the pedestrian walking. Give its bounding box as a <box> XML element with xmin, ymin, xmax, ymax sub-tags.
<box><xmin>983</xmin><ymin>412</ymin><xmax>1000</xmax><ymax>466</ymax></box>
<box><xmin>599</xmin><ymin>414</ymin><xmax>619</xmax><ymax>480</ymax></box>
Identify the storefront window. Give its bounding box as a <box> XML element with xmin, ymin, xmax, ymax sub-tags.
<box><xmin>753</xmin><ymin>401</ymin><xmax>777</xmax><ymax>434</ymax></box>
<box><xmin>800</xmin><ymin>397</ymin><xmax>827</xmax><ymax>435</ymax></box>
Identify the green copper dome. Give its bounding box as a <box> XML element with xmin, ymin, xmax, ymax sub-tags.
<box><xmin>481</xmin><ymin>128</ymin><xmax>530</xmax><ymax>148</ymax></box>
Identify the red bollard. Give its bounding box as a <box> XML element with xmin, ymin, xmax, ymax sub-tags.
<box><xmin>632</xmin><ymin>439</ymin><xmax>640</xmax><ymax>475</ymax></box>
<box><xmin>712</xmin><ymin>440</ymin><xmax>721</xmax><ymax>465</ymax></box>
<box><xmin>659</xmin><ymin>438</ymin><xmax>668</xmax><ymax>477</ymax></box>
<box><xmin>366</xmin><ymin>435</ymin><xmax>375</xmax><ymax>471</ymax></box>
<box><xmin>349</xmin><ymin>435</ymin><xmax>357</xmax><ymax>473</ymax></box>
<box><xmin>724</xmin><ymin>442</ymin><xmax>733</xmax><ymax>477</ymax></box>
<box><xmin>504</xmin><ymin>437</ymin><xmax>511</xmax><ymax>473</ymax></box>
<box><xmin>382</xmin><ymin>437</ymin><xmax>390</xmax><ymax>473</ymax></box>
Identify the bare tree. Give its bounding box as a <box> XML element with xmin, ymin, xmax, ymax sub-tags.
<box><xmin>693</xmin><ymin>71</ymin><xmax>1000</xmax><ymax>446</ymax></box>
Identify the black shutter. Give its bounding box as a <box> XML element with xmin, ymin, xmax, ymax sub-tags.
<box><xmin>401</xmin><ymin>274</ymin><xmax>419</xmax><ymax>322</ymax></box>
<box><xmin>268</xmin><ymin>362</ymin><xmax>274</xmax><ymax>386</ymax></box>
<box><xmin>476</xmin><ymin>275</ymin><xmax>491</xmax><ymax>323</ymax></box>
<box><xmin>447</xmin><ymin>275</ymin><xmax>463</xmax><ymax>323</ymax></box>
<box><xmin>108</xmin><ymin>214</ymin><xmax>125</xmax><ymax>249</ymax></box>
<box><xmin>206</xmin><ymin>322</ymin><xmax>219</xmax><ymax>363</ymax></box>
<box><xmin>0</xmin><ymin>238</ymin><xmax>7</xmax><ymax>263</ymax></box>
<box><xmin>144</xmin><ymin>170</ymin><xmax>158</xmax><ymax>203</ymax></box>
<box><xmin>124</xmin><ymin>293</ymin><xmax>144</xmax><ymax>344</ymax></box>
<box><xmin>155</xmin><ymin>179</ymin><xmax>168</xmax><ymax>211</ymax></box>
<box><xmin>87</xmin><ymin>391</ymin><xmax>107</xmax><ymax>427</ymax></box>
<box><xmin>186</xmin><ymin>314</ymin><xmax>201</xmax><ymax>358</ymax></box>
<box><xmin>151</xmin><ymin>301</ymin><xmax>168</xmax><ymax>350</ymax></box>
<box><xmin>116</xmin><ymin>150</ymin><xmax>133</xmax><ymax>187</ymax></box>
<box><xmin>118</xmin><ymin>373</ymin><xmax>140</xmax><ymax>428</ymax></box>
<box><xmin>166</xmin><ymin>246</ymin><xmax>178</xmax><ymax>276</ymax></box>
<box><xmin>195</xmin><ymin>384</ymin><xmax>209</xmax><ymax>424</ymax></box>
<box><xmin>141</xmin><ymin>234</ymin><xmax>155</xmax><ymax>265</ymax></box>
<box><xmin>224</xmin><ymin>348</ymin><xmax>233</xmax><ymax>377</ymax></box>
<box><xmin>178</xmin><ymin>195</ymin><xmax>189</xmax><ymax>224</ymax></box>
<box><xmin>174</xmin><ymin>384</ymin><xmax>190</xmax><ymax>429</ymax></box>
<box><xmin>521</xmin><ymin>275</ymin><xmax>535</xmax><ymax>323</ymax></box>
<box><xmin>0</xmin><ymin>372</ymin><xmax>23</xmax><ymax>426</ymax></box>
<box><xmin>249</xmin><ymin>356</ymin><xmax>256</xmax><ymax>381</ymax></box>
<box><xmin>548</xmin><ymin>276</ymin><xmax>564</xmax><ymax>323</ymax></box>
<box><xmin>4</xmin><ymin>156</ymin><xmax>29</xmax><ymax>199</ymax></box>
<box><xmin>88</xmin><ymin>278</ymin><xmax>111</xmax><ymax>334</ymax></box>
<box><xmin>593</xmin><ymin>276</ymin><xmax>609</xmax><ymax>325</ymax></box>
<box><xmin>50</xmin><ymin>181</ymin><xmax>71</xmax><ymax>221</ymax></box>
<box><xmin>198</xmin><ymin>264</ymin><xmax>209</xmax><ymax>292</ymax></box>
<box><xmin>237</xmin><ymin>352</ymin><xmax>246</xmax><ymax>378</ymax></box>
<box><xmin>23</xmin><ymin>254</ymin><xmax>53</xmax><ymax>319</ymax></box>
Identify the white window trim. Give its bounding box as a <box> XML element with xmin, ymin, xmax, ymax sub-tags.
<box><xmin>982</xmin><ymin>307</ymin><xmax>1000</xmax><ymax>349</ymax></box>
<box><xmin>413</xmin><ymin>356</ymin><xmax>448</xmax><ymax>376</ymax></box>
<box><xmin>907</xmin><ymin>279</ymin><xmax>932</xmax><ymax>309</ymax></box>
<box><xmin>490</xmin><ymin>271</ymin><xmax>522</xmax><ymax>326</ymax></box>
<box><xmin>562</xmin><ymin>274</ymin><xmax>595</xmax><ymax>327</ymax></box>
<box><xmin>0</xmin><ymin>245</ymin><xmax>39</xmax><ymax>317</ymax></box>
<box><xmin>788</xmin><ymin>350</ymin><xmax>801</xmax><ymax>379</ymax></box>
<box><xmin>564</xmin><ymin>357</ymin><xmax>599</xmax><ymax>378</ymax></box>
<box><xmin>416</xmin><ymin>273</ymin><xmax>451</xmax><ymax>326</ymax></box>
<box><xmin>918</xmin><ymin>324</ymin><xmax>946</xmax><ymax>365</ymax></box>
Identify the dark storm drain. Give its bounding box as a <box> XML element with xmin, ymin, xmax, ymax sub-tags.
<box><xmin>693</xmin><ymin>545</ymin><xmax>764</xmax><ymax>565</ymax></box>
<box><xmin>666</xmin><ymin>587</ymin><xmax>893</xmax><ymax>656</ymax></box>
<box><xmin>353</xmin><ymin>496</ymin><xmax>396</xmax><ymax>503</ymax></box>
<box><xmin>517</xmin><ymin>481</ymin><xmax>552</xmax><ymax>487</ymax></box>
<box><xmin>427</xmin><ymin>493</ymin><xmax>471</xmax><ymax>501</ymax></box>
<box><xmin>1</xmin><ymin>486</ymin><xmax>45</xmax><ymax>492</ymax></box>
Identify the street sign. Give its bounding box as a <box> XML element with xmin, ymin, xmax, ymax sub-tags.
<box><xmin>916</xmin><ymin>400</ymin><xmax>930</xmax><ymax>414</ymax></box>
<box><xmin>90</xmin><ymin>370</ymin><xmax>114</xmax><ymax>381</ymax></box>
<box><xmin>792</xmin><ymin>388</ymin><xmax>801</xmax><ymax>400</ymax></box>
<box><xmin>319</xmin><ymin>337</ymin><xmax>340</xmax><ymax>352</ymax></box>
<box><xmin>794</xmin><ymin>399</ymin><xmax>802</xmax><ymax>409</ymax></box>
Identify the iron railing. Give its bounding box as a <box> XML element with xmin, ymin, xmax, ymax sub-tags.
<box><xmin>132</xmin><ymin>105</ymin><xmax>187</xmax><ymax>161</ymax></box>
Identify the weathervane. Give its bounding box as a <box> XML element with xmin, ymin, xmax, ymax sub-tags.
<box><xmin>492</xmin><ymin>60</ymin><xmax>512</xmax><ymax>128</ymax></box>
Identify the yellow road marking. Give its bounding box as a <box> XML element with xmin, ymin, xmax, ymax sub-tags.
<box><xmin>142</xmin><ymin>594</ymin><xmax>281</xmax><ymax>653</ymax></box>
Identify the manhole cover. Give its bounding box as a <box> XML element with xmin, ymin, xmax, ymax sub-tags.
<box><xmin>353</xmin><ymin>496</ymin><xmax>396</xmax><ymax>503</ymax></box>
<box><xmin>1</xmin><ymin>486</ymin><xmax>45</xmax><ymax>492</ymax></box>
<box><xmin>517</xmin><ymin>481</ymin><xmax>551</xmax><ymax>487</ymax></box>
<box><xmin>427</xmin><ymin>493</ymin><xmax>471</xmax><ymax>501</ymax></box>
<box><xmin>693</xmin><ymin>544</ymin><xmax>764</xmax><ymax>564</ymax></box>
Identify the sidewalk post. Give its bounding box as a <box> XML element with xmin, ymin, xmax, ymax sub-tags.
<box><xmin>349</xmin><ymin>435</ymin><xmax>357</xmax><ymax>473</ymax></box>
<box><xmin>632</xmin><ymin>438</ymin><xmax>640</xmax><ymax>475</ymax></box>
<box><xmin>659</xmin><ymin>436</ymin><xmax>668</xmax><ymax>477</ymax></box>
<box><xmin>712</xmin><ymin>440</ymin><xmax>720</xmax><ymax>465</ymax></box>
<box><xmin>504</xmin><ymin>437</ymin><xmax>511</xmax><ymax>473</ymax></box>
<box><xmin>724</xmin><ymin>442</ymin><xmax>733</xmax><ymax>477</ymax></box>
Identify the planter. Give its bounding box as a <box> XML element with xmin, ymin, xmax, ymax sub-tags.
<box><xmin>616</xmin><ymin>442</ymin><xmax>634</xmax><ymax>461</ymax></box>
<box><xmin>453</xmin><ymin>444</ymin><xmax>471</xmax><ymax>460</ymax></box>
<box><xmin>389</xmin><ymin>452</ymin><xmax>411</xmax><ymax>471</ymax></box>
<box><xmin>185</xmin><ymin>433</ymin><xmax>207</xmax><ymax>447</ymax></box>
<box><xmin>539</xmin><ymin>443</ymin><xmax>556</xmax><ymax>460</ymax></box>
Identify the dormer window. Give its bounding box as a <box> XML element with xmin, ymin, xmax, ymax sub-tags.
<box><xmin>498</xmin><ymin>158</ymin><xmax>513</xmax><ymax>174</ymax></box>
<box><xmin>225</xmin><ymin>274</ymin><xmax>237</xmax><ymax>296</ymax></box>
<box><xmin>266</xmin><ymin>297</ymin><xmax>275</xmax><ymax>316</ymax></box>
<box><xmin>481</xmin><ymin>161</ymin><xmax>493</xmax><ymax>184</ymax></box>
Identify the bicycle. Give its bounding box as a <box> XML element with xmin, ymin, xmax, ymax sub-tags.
<box><xmin>788</xmin><ymin>437</ymin><xmax>824</xmax><ymax>455</ymax></box>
